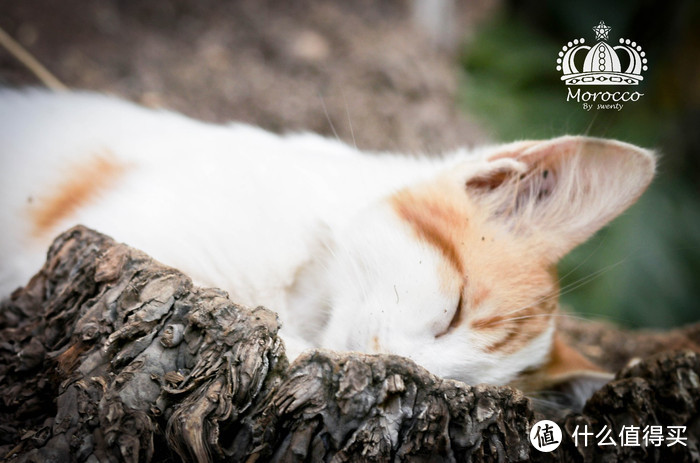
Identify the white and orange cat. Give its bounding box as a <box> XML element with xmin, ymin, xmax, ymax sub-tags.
<box><xmin>0</xmin><ymin>89</ymin><xmax>655</xmax><ymax>404</ymax></box>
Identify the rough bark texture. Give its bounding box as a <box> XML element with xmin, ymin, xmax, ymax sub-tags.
<box><xmin>1</xmin><ymin>227</ymin><xmax>699</xmax><ymax>462</ymax></box>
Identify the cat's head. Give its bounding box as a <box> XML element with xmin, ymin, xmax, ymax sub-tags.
<box><xmin>318</xmin><ymin>136</ymin><xmax>655</xmax><ymax>392</ymax></box>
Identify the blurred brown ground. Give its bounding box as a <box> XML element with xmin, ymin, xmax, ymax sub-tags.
<box><xmin>0</xmin><ymin>0</ymin><xmax>495</xmax><ymax>153</ymax></box>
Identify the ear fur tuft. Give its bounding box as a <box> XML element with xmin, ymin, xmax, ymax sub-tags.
<box><xmin>465</xmin><ymin>136</ymin><xmax>656</xmax><ymax>260</ymax></box>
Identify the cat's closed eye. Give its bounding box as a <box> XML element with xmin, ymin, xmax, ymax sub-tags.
<box><xmin>436</xmin><ymin>292</ymin><xmax>463</xmax><ymax>338</ymax></box>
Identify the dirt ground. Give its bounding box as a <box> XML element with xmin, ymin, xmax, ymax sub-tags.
<box><xmin>0</xmin><ymin>0</ymin><xmax>494</xmax><ymax>153</ymax></box>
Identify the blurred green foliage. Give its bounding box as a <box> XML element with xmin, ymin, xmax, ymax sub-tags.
<box><xmin>459</xmin><ymin>8</ymin><xmax>700</xmax><ymax>328</ymax></box>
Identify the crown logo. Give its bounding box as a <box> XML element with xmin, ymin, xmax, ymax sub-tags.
<box><xmin>556</xmin><ymin>21</ymin><xmax>648</xmax><ymax>85</ymax></box>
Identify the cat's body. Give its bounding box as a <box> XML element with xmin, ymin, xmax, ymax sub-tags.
<box><xmin>0</xmin><ymin>89</ymin><xmax>656</xmax><ymax>396</ymax></box>
<box><xmin>0</xmin><ymin>90</ymin><xmax>437</xmax><ymax>343</ymax></box>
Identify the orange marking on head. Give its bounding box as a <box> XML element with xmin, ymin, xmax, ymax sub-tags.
<box><xmin>469</xmin><ymin>286</ymin><xmax>490</xmax><ymax>310</ymax></box>
<box><xmin>484</xmin><ymin>330</ymin><xmax>521</xmax><ymax>354</ymax></box>
<box><xmin>391</xmin><ymin>173</ymin><xmax>559</xmax><ymax>348</ymax></box>
<box><xmin>30</xmin><ymin>151</ymin><xmax>128</xmax><ymax>237</ymax></box>
<box><xmin>391</xmin><ymin>185</ymin><xmax>468</xmax><ymax>274</ymax></box>
<box><xmin>482</xmin><ymin>322</ymin><xmax>544</xmax><ymax>355</ymax></box>
<box><xmin>471</xmin><ymin>313</ymin><xmax>509</xmax><ymax>331</ymax></box>
<box><xmin>476</xmin><ymin>297</ymin><xmax>556</xmax><ymax>354</ymax></box>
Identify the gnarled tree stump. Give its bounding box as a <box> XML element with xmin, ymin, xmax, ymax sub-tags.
<box><xmin>1</xmin><ymin>226</ymin><xmax>698</xmax><ymax>462</ymax></box>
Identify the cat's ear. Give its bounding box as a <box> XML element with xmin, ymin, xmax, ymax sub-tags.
<box><xmin>464</xmin><ymin>136</ymin><xmax>655</xmax><ymax>260</ymax></box>
<box><xmin>511</xmin><ymin>334</ymin><xmax>613</xmax><ymax>413</ymax></box>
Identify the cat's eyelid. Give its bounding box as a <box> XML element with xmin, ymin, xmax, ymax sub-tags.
<box><xmin>435</xmin><ymin>291</ymin><xmax>464</xmax><ymax>338</ymax></box>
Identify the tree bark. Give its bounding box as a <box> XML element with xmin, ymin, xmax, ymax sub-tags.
<box><xmin>1</xmin><ymin>226</ymin><xmax>698</xmax><ymax>462</ymax></box>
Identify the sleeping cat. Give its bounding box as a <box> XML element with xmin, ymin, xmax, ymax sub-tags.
<box><xmin>0</xmin><ymin>89</ymin><xmax>655</xmax><ymax>405</ymax></box>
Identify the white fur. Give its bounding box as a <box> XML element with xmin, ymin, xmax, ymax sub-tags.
<box><xmin>0</xmin><ymin>89</ymin><xmax>655</xmax><ymax>387</ymax></box>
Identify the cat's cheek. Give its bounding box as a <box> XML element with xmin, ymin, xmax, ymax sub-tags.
<box><xmin>421</xmin><ymin>322</ymin><xmax>555</xmax><ymax>385</ymax></box>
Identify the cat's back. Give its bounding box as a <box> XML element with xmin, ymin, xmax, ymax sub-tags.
<box><xmin>0</xmin><ymin>89</ymin><xmax>427</xmax><ymax>305</ymax></box>
<box><xmin>0</xmin><ymin>88</ymin><xmax>396</xmax><ymax>211</ymax></box>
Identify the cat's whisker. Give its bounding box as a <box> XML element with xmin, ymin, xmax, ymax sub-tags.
<box><xmin>498</xmin><ymin>254</ymin><xmax>632</xmax><ymax>320</ymax></box>
<box><xmin>583</xmin><ymin>110</ymin><xmax>599</xmax><ymax>138</ymax></box>
<box><xmin>526</xmin><ymin>394</ymin><xmax>581</xmax><ymax>413</ymax></box>
<box><xmin>478</xmin><ymin>310</ymin><xmax>628</xmax><ymax>330</ymax></box>
<box><xmin>557</xmin><ymin>257</ymin><xmax>629</xmax><ymax>299</ymax></box>
<box><xmin>504</xmin><ymin>242</ymin><xmax>655</xmax><ymax>322</ymax></box>
<box><xmin>557</xmin><ymin>230</ymin><xmax>609</xmax><ymax>282</ymax></box>
<box><xmin>340</xmin><ymin>88</ymin><xmax>357</xmax><ymax>150</ymax></box>
<box><xmin>318</xmin><ymin>92</ymin><xmax>340</xmax><ymax>142</ymax></box>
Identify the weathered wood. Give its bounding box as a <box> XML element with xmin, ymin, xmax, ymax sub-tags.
<box><xmin>1</xmin><ymin>226</ymin><xmax>698</xmax><ymax>462</ymax></box>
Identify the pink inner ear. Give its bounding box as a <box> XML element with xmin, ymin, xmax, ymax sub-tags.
<box><xmin>465</xmin><ymin>168</ymin><xmax>512</xmax><ymax>191</ymax></box>
<box><xmin>468</xmin><ymin>139</ymin><xmax>556</xmax><ymax>194</ymax></box>
<box><xmin>463</xmin><ymin>136</ymin><xmax>655</xmax><ymax>262</ymax></box>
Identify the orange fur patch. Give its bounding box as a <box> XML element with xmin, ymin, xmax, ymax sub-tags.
<box><xmin>30</xmin><ymin>152</ymin><xmax>128</xmax><ymax>237</ymax></box>
<box><xmin>371</xmin><ymin>335</ymin><xmax>381</xmax><ymax>353</ymax></box>
<box><xmin>391</xmin><ymin>173</ymin><xmax>558</xmax><ymax>353</ymax></box>
<box><xmin>391</xmin><ymin>185</ymin><xmax>468</xmax><ymax>274</ymax></box>
<box><xmin>544</xmin><ymin>334</ymin><xmax>605</xmax><ymax>377</ymax></box>
<box><xmin>468</xmin><ymin>287</ymin><xmax>490</xmax><ymax>314</ymax></box>
<box><xmin>510</xmin><ymin>333</ymin><xmax>608</xmax><ymax>393</ymax></box>
<box><xmin>478</xmin><ymin>297</ymin><xmax>556</xmax><ymax>355</ymax></box>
